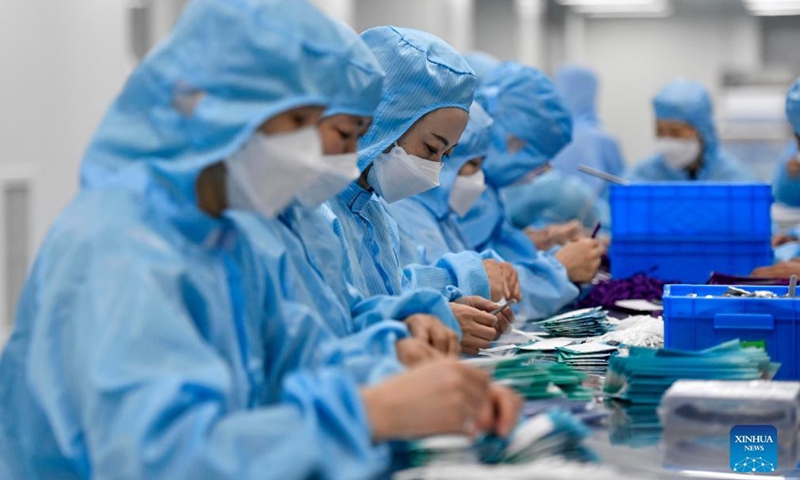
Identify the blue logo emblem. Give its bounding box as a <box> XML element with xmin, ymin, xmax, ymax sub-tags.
<box><xmin>730</xmin><ymin>425</ymin><xmax>778</xmax><ymax>473</ymax></box>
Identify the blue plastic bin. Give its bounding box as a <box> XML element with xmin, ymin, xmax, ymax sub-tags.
<box><xmin>610</xmin><ymin>183</ymin><xmax>772</xmax><ymax>240</ymax></box>
<box><xmin>663</xmin><ymin>285</ymin><xmax>800</xmax><ymax>380</ymax></box>
<box><xmin>611</xmin><ymin>240</ymin><xmax>773</xmax><ymax>283</ymax></box>
<box><xmin>610</xmin><ymin>183</ymin><xmax>773</xmax><ymax>282</ymax></box>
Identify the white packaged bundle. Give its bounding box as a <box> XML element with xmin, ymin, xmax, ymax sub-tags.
<box><xmin>659</xmin><ymin>380</ymin><xmax>800</xmax><ymax>471</ymax></box>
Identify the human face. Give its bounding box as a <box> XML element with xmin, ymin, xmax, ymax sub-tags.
<box><xmin>458</xmin><ymin>157</ymin><xmax>485</xmax><ymax>176</ymax></box>
<box><xmin>257</xmin><ymin>105</ymin><xmax>326</xmax><ymax>135</ymax></box>
<box><xmin>393</xmin><ymin>108</ymin><xmax>469</xmax><ymax>163</ymax></box>
<box><xmin>656</xmin><ymin>120</ymin><xmax>699</xmax><ymax>141</ymax></box>
<box><xmin>318</xmin><ymin>114</ymin><xmax>373</xmax><ymax>155</ymax></box>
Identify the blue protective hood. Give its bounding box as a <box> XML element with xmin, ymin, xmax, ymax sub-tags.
<box><xmin>79</xmin><ymin>0</ymin><xmax>384</xmax><ymax>203</ymax></box>
<box><xmin>555</xmin><ymin>65</ymin><xmax>598</xmax><ymax>126</ymax></box>
<box><xmin>414</xmin><ymin>101</ymin><xmax>493</xmax><ymax>218</ymax></box>
<box><xmin>787</xmin><ymin>76</ymin><xmax>800</xmax><ymax>136</ymax></box>
<box><xmin>356</xmin><ymin>26</ymin><xmax>477</xmax><ymax>171</ymax></box>
<box><xmin>653</xmin><ymin>79</ymin><xmax>718</xmax><ymax>155</ymax></box>
<box><xmin>476</xmin><ymin>62</ymin><xmax>573</xmax><ymax>189</ymax></box>
<box><xmin>463</xmin><ymin>51</ymin><xmax>501</xmax><ymax>80</ymax></box>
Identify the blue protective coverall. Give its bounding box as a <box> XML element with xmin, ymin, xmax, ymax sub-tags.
<box><xmin>773</xmin><ymin>77</ymin><xmax>800</xmax><ymax>207</ymax></box>
<box><xmin>626</xmin><ymin>80</ymin><xmax>752</xmax><ymax>182</ymax></box>
<box><xmin>325</xmin><ymin>26</ymin><xmax>491</xmax><ymax>301</ymax></box>
<box><xmin>454</xmin><ymin>63</ymin><xmax>581</xmax><ymax>319</ymax></box>
<box><xmin>0</xmin><ymin>2</ymin><xmax>413</xmax><ymax>478</ymax></box>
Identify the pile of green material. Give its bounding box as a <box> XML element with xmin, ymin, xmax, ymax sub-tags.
<box><xmin>603</xmin><ymin>340</ymin><xmax>779</xmax><ymax>405</ymax></box>
<box><xmin>403</xmin><ymin>408</ymin><xmax>596</xmax><ymax>469</ymax></box>
<box><xmin>538</xmin><ymin>307</ymin><xmax>613</xmax><ymax>337</ymax></box>
<box><xmin>489</xmin><ymin>354</ymin><xmax>594</xmax><ymax>401</ymax></box>
<box><xmin>607</xmin><ymin>402</ymin><xmax>662</xmax><ymax>447</ymax></box>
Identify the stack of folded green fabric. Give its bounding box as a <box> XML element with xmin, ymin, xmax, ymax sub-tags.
<box><xmin>603</xmin><ymin>340</ymin><xmax>778</xmax><ymax>405</ymax></box>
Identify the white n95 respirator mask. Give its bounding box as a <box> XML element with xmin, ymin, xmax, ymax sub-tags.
<box><xmin>225</xmin><ymin>126</ymin><xmax>324</xmax><ymax>218</ymax></box>
<box><xmin>656</xmin><ymin>137</ymin><xmax>702</xmax><ymax>171</ymax></box>
<box><xmin>295</xmin><ymin>152</ymin><xmax>360</xmax><ymax>208</ymax></box>
<box><xmin>449</xmin><ymin>170</ymin><xmax>487</xmax><ymax>217</ymax></box>
<box><xmin>367</xmin><ymin>144</ymin><xmax>443</xmax><ymax>203</ymax></box>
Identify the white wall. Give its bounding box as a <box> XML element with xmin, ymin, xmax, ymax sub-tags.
<box><xmin>563</xmin><ymin>13</ymin><xmax>762</xmax><ymax>163</ymax></box>
<box><xmin>354</xmin><ymin>0</ymin><xmax>475</xmax><ymax>51</ymax></box>
<box><xmin>311</xmin><ymin>0</ymin><xmax>355</xmax><ymax>26</ymax></box>
<box><xmin>355</xmin><ymin>0</ymin><xmax>448</xmax><ymax>38</ymax></box>
<box><xmin>0</xmin><ymin>0</ymin><xmax>133</xmax><ymax>334</ymax></box>
<box><xmin>474</xmin><ymin>0</ymin><xmax>518</xmax><ymax>61</ymax></box>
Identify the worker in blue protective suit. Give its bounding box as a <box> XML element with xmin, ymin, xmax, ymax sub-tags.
<box><xmin>225</xmin><ymin>25</ymin><xmax>463</xmax><ymax>356</ymax></box>
<box><xmin>463</xmin><ymin>51</ymin><xmax>501</xmax><ymax>80</ymax></box>
<box><xmin>387</xmin><ymin>102</ymin><xmax>497</xmax><ymax>265</ymax></box>
<box><xmin>626</xmin><ymin>79</ymin><xmax>752</xmax><ymax>182</ymax></box>
<box><xmin>455</xmin><ymin>62</ymin><xmax>606</xmax><ymax>320</ymax></box>
<box><xmin>772</xmin><ymin>77</ymin><xmax>800</xmax><ymax>208</ymax></box>
<box><xmin>379</xmin><ymin>104</ymin><xmax>522</xmax><ymax>305</ymax></box>
<box><xmin>502</xmin><ymin>67</ymin><xmax>620</xmax><ymax>243</ymax></box>
<box><xmin>757</xmin><ymin>77</ymin><xmax>800</xmax><ymax>270</ymax></box>
<box><xmin>323</xmin><ymin>26</ymin><xmax>518</xmax><ymax>354</ymax></box>
<box><xmin>0</xmin><ymin>2</ymin><xmax>522</xmax><ymax>479</ymax></box>
<box><xmin>387</xmin><ymin>102</ymin><xmax>549</xmax><ymax>308</ymax></box>
<box><xmin>550</xmin><ymin>66</ymin><xmax>625</xmax><ymax>197</ymax></box>
<box><xmin>504</xmin><ymin>170</ymin><xmax>610</xmax><ymax>248</ymax></box>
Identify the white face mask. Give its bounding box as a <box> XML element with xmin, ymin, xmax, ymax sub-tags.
<box><xmin>656</xmin><ymin>137</ymin><xmax>702</xmax><ymax>171</ymax></box>
<box><xmin>367</xmin><ymin>144</ymin><xmax>443</xmax><ymax>203</ymax></box>
<box><xmin>225</xmin><ymin>126</ymin><xmax>324</xmax><ymax>218</ymax></box>
<box><xmin>295</xmin><ymin>153</ymin><xmax>360</xmax><ymax>208</ymax></box>
<box><xmin>449</xmin><ymin>170</ymin><xmax>487</xmax><ymax>217</ymax></box>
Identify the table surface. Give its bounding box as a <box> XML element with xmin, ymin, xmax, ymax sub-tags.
<box><xmin>583</xmin><ymin>400</ymin><xmax>800</xmax><ymax>479</ymax></box>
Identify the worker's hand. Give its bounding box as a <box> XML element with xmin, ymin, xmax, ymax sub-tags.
<box><xmin>524</xmin><ymin>227</ymin><xmax>555</xmax><ymax>251</ymax></box>
<box><xmin>476</xmin><ymin>385</ymin><xmax>523</xmax><ymax>438</ymax></box>
<box><xmin>455</xmin><ymin>296</ymin><xmax>515</xmax><ymax>342</ymax></box>
<box><xmin>403</xmin><ymin>314</ymin><xmax>460</xmax><ymax>357</ymax></box>
<box><xmin>554</xmin><ymin>238</ymin><xmax>605</xmax><ymax>283</ymax></box>
<box><xmin>449</xmin><ymin>300</ymin><xmax>503</xmax><ymax>355</ymax></box>
<box><xmin>482</xmin><ymin>260</ymin><xmax>521</xmax><ymax>302</ymax></box>
<box><xmin>499</xmin><ymin>262</ymin><xmax>522</xmax><ymax>302</ymax></box>
<box><xmin>460</xmin><ymin>295</ymin><xmax>515</xmax><ymax>334</ymax></box>
<box><xmin>482</xmin><ymin>259</ymin><xmax>507</xmax><ymax>302</ymax></box>
<box><xmin>395</xmin><ymin>338</ymin><xmax>445</xmax><ymax>368</ymax></box>
<box><xmin>549</xmin><ymin>220</ymin><xmax>586</xmax><ymax>246</ymax></box>
<box><xmin>752</xmin><ymin>261</ymin><xmax>800</xmax><ymax>279</ymax></box>
<box><xmin>773</xmin><ymin>233</ymin><xmax>798</xmax><ymax>248</ymax></box>
<box><xmin>362</xmin><ymin>360</ymin><xmax>492</xmax><ymax>440</ymax></box>
<box><xmin>787</xmin><ymin>158</ymin><xmax>800</xmax><ymax>179</ymax></box>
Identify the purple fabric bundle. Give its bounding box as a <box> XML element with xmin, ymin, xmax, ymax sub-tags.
<box><xmin>576</xmin><ymin>274</ymin><xmax>670</xmax><ymax>310</ymax></box>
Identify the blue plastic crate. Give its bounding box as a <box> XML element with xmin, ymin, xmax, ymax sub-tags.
<box><xmin>610</xmin><ymin>183</ymin><xmax>772</xmax><ymax>241</ymax></box>
<box><xmin>610</xmin><ymin>240</ymin><xmax>774</xmax><ymax>284</ymax></box>
<box><xmin>663</xmin><ymin>285</ymin><xmax>800</xmax><ymax>380</ymax></box>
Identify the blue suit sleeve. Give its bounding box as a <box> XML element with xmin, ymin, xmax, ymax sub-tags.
<box><xmin>775</xmin><ymin>242</ymin><xmax>800</xmax><ymax>262</ymax></box>
<box><xmin>484</xmin><ymin>221</ymin><xmax>579</xmax><ymax>320</ymax></box>
<box><xmin>387</xmin><ymin>199</ymin><xmax>490</xmax><ymax>299</ymax></box>
<box><xmin>774</xmin><ymin>144</ymin><xmax>800</xmax><ymax>207</ymax></box>
<box><xmin>350</xmin><ymin>289</ymin><xmax>463</xmax><ymax>339</ymax></box>
<box><xmin>457</xmin><ymin>188</ymin><xmax>579</xmax><ymax>319</ymax></box>
<box><xmin>402</xmin><ymin>251</ymin><xmax>491</xmax><ymax>300</ymax></box>
<box><xmin>27</xmin><ymin>231</ymin><xmax>389</xmax><ymax>480</ymax></box>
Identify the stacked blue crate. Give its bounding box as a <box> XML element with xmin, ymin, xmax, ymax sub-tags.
<box><xmin>610</xmin><ymin>183</ymin><xmax>773</xmax><ymax>283</ymax></box>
